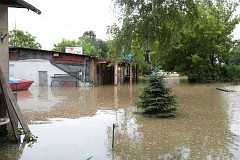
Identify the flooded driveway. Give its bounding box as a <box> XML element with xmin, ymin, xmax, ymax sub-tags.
<box><xmin>1</xmin><ymin>77</ymin><xmax>240</xmax><ymax>159</ymax></box>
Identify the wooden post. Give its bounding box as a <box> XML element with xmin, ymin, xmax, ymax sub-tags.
<box><xmin>5</xmin><ymin>94</ymin><xmax>20</xmax><ymax>142</ymax></box>
<box><xmin>112</xmin><ymin>124</ymin><xmax>115</xmax><ymax>149</ymax></box>
<box><xmin>13</xmin><ymin>92</ymin><xmax>20</xmax><ymax>141</ymax></box>
<box><xmin>0</xmin><ymin>80</ymin><xmax>19</xmax><ymax>141</ymax></box>
<box><xmin>0</xmin><ymin>66</ymin><xmax>30</xmax><ymax>135</ymax></box>
<box><xmin>0</xmin><ymin>91</ymin><xmax>7</xmax><ymax>136</ymax></box>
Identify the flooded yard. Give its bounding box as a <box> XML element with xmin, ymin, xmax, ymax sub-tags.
<box><xmin>1</xmin><ymin>77</ymin><xmax>240</xmax><ymax>159</ymax></box>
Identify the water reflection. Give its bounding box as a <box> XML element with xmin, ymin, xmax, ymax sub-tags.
<box><xmin>21</xmin><ymin>84</ymin><xmax>139</xmax><ymax>122</ymax></box>
<box><xmin>16</xmin><ymin>90</ymin><xmax>33</xmax><ymax>101</ymax></box>
<box><xmin>16</xmin><ymin>86</ymin><xmax>66</xmax><ymax>114</ymax></box>
<box><xmin>223</xmin><ymin>85</ymin><xmax>240</xmax><ymax>136</ymax></box>
<box><xmin>1</xmin><ymin>78</ymin><xmax>240</xmax><ymax>159</ymax></box>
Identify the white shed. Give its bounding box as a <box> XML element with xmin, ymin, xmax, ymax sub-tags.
<box><xmin>9</xmin><ymin>59</ymin><xmax>68</xmax><ymax>86</ymax></box>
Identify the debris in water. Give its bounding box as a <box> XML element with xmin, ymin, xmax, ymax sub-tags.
<box><xmin>216</xmin><ymin>88</ymin><xmax>235</xmax><ymax>92</ymax></box>
<box><xmin>86</xmin><ymin>156</ymin><xmax>93</xmax><ymax>160</ymax></box>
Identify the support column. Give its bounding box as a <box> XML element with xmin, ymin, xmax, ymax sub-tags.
<box><xmin>0</xmin><ymin>5</ymin><xmax>9</xmax><ymax>79</ymax></box>
<box><xmin>0</xmin><ymin>5</ymin><xmax>9</xmax><ymax>135</ymax></box>
<box><xmin>129</xmin><ymin>62</ymin><xmax>133</xmax><ymax>84</ymax></box>
<box><xmin>94</xmin><ymin>61</ymin><xmax>97</xmax><ymax>84</ymax></box>
<box><xmin>0</xmin><ymin>92</ymin><xmax>7</xmax><ymax>135</ymax></box>
<box><xmin>129</xmin><ymin>63</ymin><xmax>133</xmax><ymax>104</ymax></box>
<box><xmin>114</xmin><ymin>62</ymin><xmax>118</xmax><ymax>86</ymax></box>
<box><xmin>83</xmin><ymin>58</ymin><xmax>86</xmax><ymax>83</ymax></box>
<box><xmin>136</xmin><ymin>64</ymin><xmax>139</xmax><ymax>82</ymax></box>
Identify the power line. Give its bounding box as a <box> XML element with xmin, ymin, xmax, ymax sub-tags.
<box><xmin>40</xmin><ymin>14</ymin><xmax>108</xmax><ymax>35</ymax></box>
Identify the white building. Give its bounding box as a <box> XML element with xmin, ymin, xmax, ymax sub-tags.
<box><xmin>9</xmin><ymin>59</ymin><xmax>67</xmax><ymax>86</ymax></box>
<box><xmin>9</xmin><ymin>47</ymin><xmax>92</xmax><ymax>87</ymax></box>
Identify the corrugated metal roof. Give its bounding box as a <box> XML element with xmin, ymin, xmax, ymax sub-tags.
<box><xmin>0</xmin><ymin>0</ymin><xmax>41</xmax><ymax>14</ymax></box>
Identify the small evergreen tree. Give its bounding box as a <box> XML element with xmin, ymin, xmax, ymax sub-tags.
<box><xmin>137</xmin><ymin>71</ymin><xmax>177</xmax><ymax>118</ymax></box>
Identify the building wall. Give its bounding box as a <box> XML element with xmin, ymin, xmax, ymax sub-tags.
<box><xmin>0</xmin><ymin>5</ymin><xmax>8</xmax><ymax>79</ymax></box>
<box><xmin>9</xmin><ymin>60</ymin><xmax>68</xmax><ymax>86</ymax></box>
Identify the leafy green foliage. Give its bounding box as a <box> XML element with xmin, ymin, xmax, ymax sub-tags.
<box><xmin>24</xmin><ymin>132</ymin><xmax>38</xmax><ymax>147</ymax></box>
<box><xmin>78</xmin><ymin>38</ymin><xmax>98</xmax><ymax>55</ymax></box>
<box><xmin>18</xmin><ymin>128</ymin><xmax>38</xmax><ymax>147</ymax></box>
<box><xmin>107</xmin><ymin>23</ymin><xmax>149</xmax><ymax>73</ymax></box>
<box><xmin>137</xmin><ymin>70</ymin><xmax>177</xmax><ymax>118</ymax></box>
<box><xmin>109</xmin><ymin>0</ymin><xmax>197</xmax><ymax>61</ymax></box>
<box><xmin>161</xmin><ymin>0</ymin><xmax>240</xmax><ymax>82</ymax></box>
<box><xmin>225</xmin><ymin>64</ymin><xmax>240</xmax><ymax>81</ymax></box>
<box><xmin>9</xmin><ymin>29</ymin><xmax>41</xmax><ymax>49</ymax></box>
<box><xmin>52</xmin><ymin>39</ymin><xmax>78</xmax><ymax>52</ymax></box>
<box><xmin>79</xmin><ymin>31</ymin><xmax>108</xmax><ymax>58</ymax></box>
<box><xmin>109</xmin><ymin>0</ymin><xmax>240</xmax><ymax>82</ymax></box>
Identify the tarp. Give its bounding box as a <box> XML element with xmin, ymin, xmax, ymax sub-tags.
<box><xmin>122</xmin><ymin>54</ymin><xmax>133</xmax><ymax>61</ymax></box>
<box><xmin>9</xmin><ymin>77</ymin><xmax>34</xmax><ymax>84</ymax></box>
<box><xmin>9</xmin><ymin>77</ymin><xmax>19</xmax><ymax>84</ymax></box>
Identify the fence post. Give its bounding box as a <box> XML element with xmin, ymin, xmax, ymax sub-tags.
<box><xmin>112</xmin><ymin>124</ymin><xmax>115</xmax><ymax>149</ymax></box>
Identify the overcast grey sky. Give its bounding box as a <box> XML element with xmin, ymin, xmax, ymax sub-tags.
<box><xmin>8</xmin><ymin>0</ymin><xmax>118</xmax><ymax>50</ymax></box>
<box><xmin>8</xmin><ymin>0</ymin><xmax>240</xmax><ymax>50</ymax></box>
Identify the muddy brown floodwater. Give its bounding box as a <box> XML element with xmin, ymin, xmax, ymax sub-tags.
<box><xmin>1</xmin><ymin>77</ymin><xmax>240</xmax><ymax>160</ymax></box>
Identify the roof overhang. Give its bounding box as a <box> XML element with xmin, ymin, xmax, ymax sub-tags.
<box><xmin>0</xmin><ymin>0</ymin><xmax>41</xmax><ymax>15</ymax></box>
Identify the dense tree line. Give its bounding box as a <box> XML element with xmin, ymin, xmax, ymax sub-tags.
<box><xmin>8</xmin><ymin>30</ymin><xmax>109</xmax><ymax>58</ymax></box>
<box><xmin>109</xmin><ymin>0</ymin><xmax>240</xmax><ymax>82</ymax></box>
<box><xmin>9</xmin><ymin>0</ymin><xmax>240</xmax><ymax>82</ymax></box>
<box><xmin>52</xmin><ymin>31</ymin><xmax>108</xmax><ymax>58</ymax></box>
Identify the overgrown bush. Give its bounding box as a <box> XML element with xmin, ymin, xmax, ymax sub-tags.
<box><xmin>225</xmin><ymin>64</ymin><xmax>240</xmax><ymax>81</ymax></box>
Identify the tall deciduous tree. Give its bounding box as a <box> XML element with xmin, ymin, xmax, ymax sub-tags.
<box><xmin>109</xmin><ymin>0</ymin><xmax>240</xmax><ymax>82</ymax></box>
<box><xmin>9</xmin><ymin>29</ymin><xmax>41</xmax><ymax>49</ymax></box>
<box><xmin>107</xmin><ymin>0</ymin><xmax>198</xmax><ymax>74</ymax></box>
<box><xmin>80</xmin><ymin>31</ymin><xmax>108</xmax><ymax>58</ymax></box>
<box><xmin>109</xmin><ymin>0</ymin><xmax>197</xmax><ymax>57</ymax></box>
<box><xmin>162</xmin><ymin>0</ymin><xmax>240</xmax><ymax>82</ymax></box>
